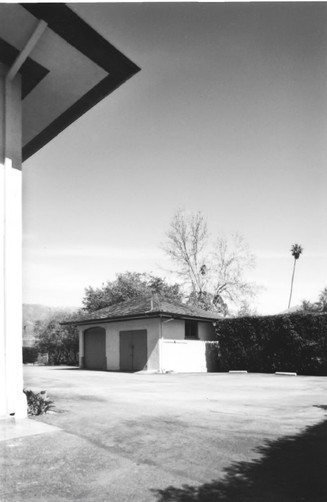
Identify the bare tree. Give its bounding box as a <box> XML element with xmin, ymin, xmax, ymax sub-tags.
<box><xmin>163</xmin><ymin>210</ymin><xmax>257</xmax><ymax>314</ymax></box>
<box><xmin>210</xmin><ymin>233</ymin><xmax>256</xmax><ymax>309</ymax></box>
<box><xmin>163</xmin><ymin>210</ymin><xmax>209</xmax><ymax>295</ymax></box>
<box><xmin>288</xmin><ymin>243</ymin><xmax>303</xmax><ymax>309</ymax></box>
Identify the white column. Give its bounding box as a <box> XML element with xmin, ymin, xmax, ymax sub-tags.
<box><xmin>78</xmin><ymin>328</ymin><xmax>84</xmax><ymax>368</ymax></box>
<box><xmin>158</xmin><ymin>319</ymin><xmax>163</xmax><ymax>373</ymax></box>
<box><xmin>0</xmin><ymin>63</ymin><xmax>27</xmax><ymax>418</ymax></box>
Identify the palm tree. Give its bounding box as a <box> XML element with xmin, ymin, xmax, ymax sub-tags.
<box><xmin>288</xmin><ymin>243</ymin><xmax>303</xmax><ymax>309</ymax></box>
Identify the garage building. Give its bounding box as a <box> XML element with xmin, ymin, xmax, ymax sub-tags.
<box><xmin>65</xmin><ymin>295</ymin><xmax>221</xmax><ymax>373</ymax></box>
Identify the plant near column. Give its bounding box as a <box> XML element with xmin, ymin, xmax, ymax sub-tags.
<box><xmin>23</xmin><ymin>388</ymin><xmax>55</xmax><ymax>416</ymax></box>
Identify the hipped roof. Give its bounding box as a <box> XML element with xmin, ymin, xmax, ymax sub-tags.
<box><xmin>64</xmin><ymin>295</ymin><xmax>221</xmax><ymax>326</ymax></box>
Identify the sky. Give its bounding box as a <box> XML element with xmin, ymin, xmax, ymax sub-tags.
<box><xmin>22</xmin><ymin>2</ymin><xmax>327</xmax><ymax>314</ymax></box>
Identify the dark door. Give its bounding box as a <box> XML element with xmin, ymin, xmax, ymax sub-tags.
<box><xmin>84</xmin><ymin>327</ymin><xmax>106</xmax><ymax>370</ymax></box>
<box><xmin>119</xmin><ymin>330</ymin><xmax>147</xmax><ymax>372</ymax></box>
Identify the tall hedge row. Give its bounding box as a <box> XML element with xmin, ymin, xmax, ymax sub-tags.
<box><xmin>207</xmin><ymin>313</ymin><xmax>327</xmax><ymax>375</ymax></box>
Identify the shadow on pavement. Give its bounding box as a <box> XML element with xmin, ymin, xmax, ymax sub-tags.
<box><xmin>152</xmin><ymin>406</ymin><xmax>327</xmax><ymax>502</ymax></box>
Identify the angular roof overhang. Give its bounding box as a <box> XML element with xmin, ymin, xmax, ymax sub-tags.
<box><xmin>63</xmin><ymin>312</ymin><xmax>219</xmax><ymax>327</ymax></box>
<box><xmin>0</xmin><ymin>3</ymin><xmax>140</xmax><ymax>161</ymax></box>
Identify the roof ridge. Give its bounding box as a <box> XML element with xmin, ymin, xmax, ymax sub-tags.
<box><xmin>64</xmin><ymin>292</ymin><xmax>222</xmax><ymax>325</ymax></box>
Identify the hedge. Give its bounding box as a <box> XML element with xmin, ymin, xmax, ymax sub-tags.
<box><xmin>22</xmin><ymin>346</ymin><xmax>39</xmax><ymax>364</ymax></box>
<box><xmin>207</xmin><ymin>313</ymin><xmax>327</xmax><ymax>376</ymax></box>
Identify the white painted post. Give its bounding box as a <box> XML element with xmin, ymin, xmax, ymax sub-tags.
<box><xmin>0</xmin><ymin>63</ymin><xmax>27</xmax><ymax>418</ymax></box>
<box><xmin>158</xmin><ymin>319</ymin><xmax>163</xmax><ymax>373</ymax></box>
<box><xmin>78</xmin><ymin>328</ymin><xmax>84</xmax><ymax>368</ymax></box>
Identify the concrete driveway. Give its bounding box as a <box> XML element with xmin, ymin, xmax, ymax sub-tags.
<box><xmin>1</xmin><ymin>367</ymin><xmax>327</xmax><ymax>501</ymax></box>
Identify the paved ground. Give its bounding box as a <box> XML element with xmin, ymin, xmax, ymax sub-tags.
<box><xmin>1</xmin><ymin>367</ymin><xmax>327</xmax><ymax>501</ymax></box>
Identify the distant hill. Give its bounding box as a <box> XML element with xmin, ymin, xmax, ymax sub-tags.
<box><xmin>23</xmin><ymin>304</ymin><xmax>79</xmax><ymax>347</ymax></box>
<box><xmin>23</xmin><ymin>304</ymin><xmax>78</xmax><ymax>323</ymax></box>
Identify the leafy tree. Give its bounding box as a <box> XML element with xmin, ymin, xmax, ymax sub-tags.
<box><xmin>300</xmin><ymin>300</ymin><xmax>318</xmax><ymax>313</ymax></box>
<box><xmin>35</xmin><ymin>313</ymin><xmax>79</xmax><ymax>365</ymax></box>
<box><xmin>162</xmin><ymin>209</ymin><xmax>257</xmax><ymax>314</ymax></box>
<box><xmin>288</xmin><ymin>243</ymin><xmax>303</xmax><ymax>309</ymax></box>
<box><xmin>82</xmin><ymin>271</ymin><xmax>182</xmax><ymax>312</ymax></box>
<box><xmin>237</xmin><ymin>300</ymin><xmax>257</xmax><ymax>317</ymax></box>
<box><xmin>301</xmin><ymin>287</ymin><xmax>327</xmax><ymax>313</ymax></box>
<box><xmin>317</xmin><ymin>287</ymin><xmax>327</xmax><ymax>312</ymax></box>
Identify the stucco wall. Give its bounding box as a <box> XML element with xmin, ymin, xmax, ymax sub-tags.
<box><xmin>161</xmin><ymin>319</ymin><xmax>185</xmax><ymax>340</ymax></box>
<box><xmin>161</xmin><ymin>320</ymin><xmax>216</xmax><ymax>372</ymax></box>
<box><xmin>79</xmin><ymin>318</ymin><xmax>161</xmax><ymax>371</ymax></box>
<box><xmin>78</xmin><ymin>317</ymin><xmax>217</xmax><ymax>373</ymax></box>
<box><xmin>162</xmin><ymin>319</ymin><xmax>216</xmax><ymax>341</ymax></box>
<box><xmin>162</xmin><ymin>340</ymin><xmax>208</xmax><ymax>372</ymax></box>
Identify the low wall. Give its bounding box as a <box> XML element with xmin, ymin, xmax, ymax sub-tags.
<box><xmin>162</xmin><ymin>339</ymin><xmax>211</xmax><ymax>373</ymax></box>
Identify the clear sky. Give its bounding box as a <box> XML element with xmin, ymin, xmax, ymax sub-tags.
<box><xmin>22</xmin><ymin>2</ymin><xmax>327</xmax><ymax>314</ymax></box>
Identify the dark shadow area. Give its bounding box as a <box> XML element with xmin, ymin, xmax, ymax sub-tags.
<box><xmin>205</xmin><ymin>344</ymin><xmax>220</xmax><ymax>372</ymax></box>
<box><xmin>152</xmin><ymin>407</ymin><xmax>327</xmax><ymax>502</ymax></box>
<box><xmin>50</xmin><ymin>367</ymin><xmax>141</xmax><ymax>373</ymax></box>
<box><xmin>67</xmin><ymin>394</ymin><xmax>107</xmax><ymax>402</ymax></box>
<box><xmin>314</xmin><ymin>405</ymin><xmax>327</xmax><ymax>412</ymax></box>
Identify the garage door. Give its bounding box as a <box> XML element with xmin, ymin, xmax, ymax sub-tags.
<box><xmin>119</xmin><ymin>330</ymin><xmax>147</xmax><ymax>372</ymax></box>
<box><xmin>84</xmin><ymin>327</ymin><xmax>106</xmax><ymax>370</ymax></box>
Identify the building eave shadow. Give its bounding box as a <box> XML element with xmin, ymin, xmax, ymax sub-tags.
<box><xmin>152</xmin><ymin>406</ymin><xmax>327</xmax><ymax>502</ymax></box>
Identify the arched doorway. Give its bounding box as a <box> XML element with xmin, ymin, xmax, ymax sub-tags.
<box><xmin>84</xmin><ymin>327</ymin><xmax>106</xmax><ymax>370</ymax></box>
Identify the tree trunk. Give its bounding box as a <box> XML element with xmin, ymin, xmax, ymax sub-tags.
<box><xmin>288</xmin><ymin>258</ymin><xmax>297</xmax><ymax>309</ymax></box>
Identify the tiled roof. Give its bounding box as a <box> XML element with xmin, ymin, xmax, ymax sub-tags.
<box><xmin>65</xmin><ymin>294</ymin><xmax>221</xmax><ymax>325</ymax></box>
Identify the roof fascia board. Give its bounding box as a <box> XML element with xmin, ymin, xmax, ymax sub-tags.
<box><xmin>21</xmin><ymin>3</ymin><xmax>140</xmax><ymax>75</ymax></box>
<box><xmin>62</xmin><ymin>312</ymin><xmax>218</xmax><ymax>326</ymax></box>
<box><xmin>20</xmin><ymin>3</ymin><xmax>141</xmax><ymax>160</ymax></box>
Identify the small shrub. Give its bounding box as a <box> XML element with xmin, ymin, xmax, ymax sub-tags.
<box><xmin>22</xmin><ymin>346</ymin><xmax>39</xmax><ymax>364</ymax></box>
<box><xmin>23</xmin><ymin>388</ymin><xmax>55</xmax><ymax>416</ymax></box>
<box><xmin>35</xmin><ymin>318</ymin><xmax>79</xmax><ymax>366</ymax></box>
